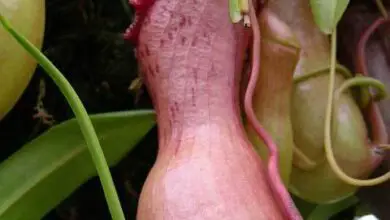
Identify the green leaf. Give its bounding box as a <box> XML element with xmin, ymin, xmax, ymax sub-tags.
<box><xmin>307</xmin><ymin>196</ymin><xmax>359</xmax><ymax>220</ymax></box>
<box><xmin>0</xmin><ymin>110</ymin><xmax>155</xmax><ymax>220</ymax></box>
<box><xmin>292</xmin><ymin>195</ymin><xmax>317</xmax><ymax>219</ymax></box>
<box><xmin>0</xmin><ymin>12</ymin><xmax>126</xmax><ymax>219</ymax></box>
<box><xmin>310</xmin><ymin>0</ymin><xmax>350</xmax><ymax>34</ymax></box>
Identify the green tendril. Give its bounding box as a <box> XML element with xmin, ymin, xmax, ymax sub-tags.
<box><xmin>324</xmin><ymin>29</ymin><xmax>390</xmax><ymax>187</ymax></box>
<box><xmin>291</xmin><ymin>28</ymin><xmax>390</xmax><ymax>185</ymax></box>
<box><xmin>356</xmin><ymin>74</ymin><xmax>374</xmax><ymax>109</ymax></box>
<box><xmin>291</xmin><ymin>34</ymin><xmax>389</xmax><ymax>177</ymax></box>
<box><xmin>375</xmin><ymin>0</ymin><xmax>388</xmax><ymax>18</ymax></box>
<box><xmin>293</xmin><ymin>64</ymin><xmax>352</xmax><ymax>84</ymax></box>
<box><xmin>291</xmin><ymin>64</ymin><xmax>352</xmax><ymax>171</ymax></box>
<box><xmin>336</xmin><ymin>75</ymin><xmax>388</xmax><ymax>105</ymax></box>
<box><xmin>0</xmin><ymin>13</ymin><xmax>125</xmax><ymax>220</ymax></box>
<box><xmin>292</xmin><ymin>147</ymin><xmax>319</xmax><ymax>171</ymax></box>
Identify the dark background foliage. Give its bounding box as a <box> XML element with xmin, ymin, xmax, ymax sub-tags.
<box><xmin>0</xmin><ymin>0</ymin><xmax>157</xmax><ymax>219</ymax></box>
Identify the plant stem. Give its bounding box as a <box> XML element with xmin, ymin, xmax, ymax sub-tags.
<box><xmin>0</xmin><ymin>14</ymin><xmax>125</xmax><ymax>220</ymax></box>
<box><xmin>375</xmin><ymin>0</ymin><xmax>388</xmax><ymax>18</ymax></box>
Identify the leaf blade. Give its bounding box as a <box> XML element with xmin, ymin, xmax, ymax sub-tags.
<box><xmin>310</xmin><ymin>0</ymin><xmax>350</xmax><ymax>34</ymax></box>
<box><xmin>0</xmin><ymin>110</ymin><xmax>155</xmax><ymax>220</ymax></box>
<box><xmin>307</xmin><ymin>196</ymin><xmax>359</xmax><ymax>220</ymax></box>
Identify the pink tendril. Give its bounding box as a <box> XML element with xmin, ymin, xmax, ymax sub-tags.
<box><xmin>244</xmin><ymin>1</ymin><xmax>302</xmax><ymax>219</ymax></box>
<box><xmin>356</xmin><ymin>17</ymin><xmax>390</xmax><ymax>145</ymax></box>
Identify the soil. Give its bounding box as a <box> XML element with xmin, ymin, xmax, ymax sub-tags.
<box><xmin>0</xmin><ymin>0</ymin><xmax>389</xmax><ymax>219</ymax></box>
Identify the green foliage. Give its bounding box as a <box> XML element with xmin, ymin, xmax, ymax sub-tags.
<box><xmin>310</xmin><ymin>0</ymin><xmax>350</xmax><ymax>34</ymax></box>
<box><xmin>0</xmin><ymin>110</ymin><xmax>155</xmax><ymax>220</ymax></box>
<box><xmin>307</xmin><ymin>196</ymin><xmax>359</xmax><ymax>220</ymax></box>
<box><xmin>0</xmin><ymin>12</ymin><xmax>129</xmax><ymax>219</ymax></box>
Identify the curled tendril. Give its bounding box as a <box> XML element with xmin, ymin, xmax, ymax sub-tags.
<box><xmin>336</xmin><ymin>76</ymin><xmax>387</xmax><ymax>102</ymax></box>
<box><xmin>355</xmin><ymin>3</ymin><xmax>390</xmax><ymax>112</ymax></box>
<box><xmin>289</xmin><ymin>19</ymin><xmax>390</xmax><ymax>186</ymax></box>
<box><xmin>323</xmin><ymin>16</ymin><xmax>390</xmax><ymax>186</ymax></box>
<box><xmin>290</xmin><ymin>27</ymin><xmax>390</xmax><ymax>178</ymax></box>
<box><xmin>318</xmin><ymin>0</ymin><xmax>390</xmax><ymax>187</ymax></box>
<box><xmin>289</xmin><ymin>64</ymin><xmax>353</xmax><ymax>170</ymax></box>
<box><xmin>327</xmin><ymin>73</ymin><xmax>390</xmax><ymax>186</ymax></box>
